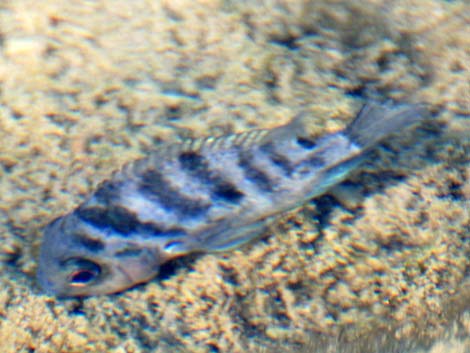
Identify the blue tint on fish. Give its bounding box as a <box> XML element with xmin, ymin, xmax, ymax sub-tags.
<box><xmin>37</xmin><ymin>101</ymin><xmax>428</xmax><ymax>296</ymax></box>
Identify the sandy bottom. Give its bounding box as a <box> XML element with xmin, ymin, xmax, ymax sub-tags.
<box><xmin>0</xmin><ymin>0</ymin><xmax>469</xmax><ymax>352</ymax></box>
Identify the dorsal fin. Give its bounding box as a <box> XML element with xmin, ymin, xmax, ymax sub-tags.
<box><xmin>117</xmin><ymin>128</ymin><xmax>271</xmax><ymax>179</ymax></box>
<box><xmin>145</xmin><ymin>128</ymin><xmax>271</xmax><ymax>164</ymax></box>
<box><xmin>179</xmin><ymin>128</ymin><xmax>270</xmax><ymax>154</ymax></box>
<box><xmin>110</xmin><ymin>112</ymin><xmax>317</xmax><ymax>184</ymax></box>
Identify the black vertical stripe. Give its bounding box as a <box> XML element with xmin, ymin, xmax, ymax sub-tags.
<box><xmin>260</xmin><ymin>141</ymin><xmax>293</xmax><ymax>175</ymax></box>
<box><xmin>296</xmin><ymin>136</ymin><xmax>317</xmax><ymax>149</ymax></box>
<box><xmin>140</xmin><ymin>224</ymin><xmax>187</xmax><ymax>238</ymax></box>
<box><xmin>237</xmin><ymin>150</ymin><xmax>274</xmax><ymax>192</ymax></box>
<box><xmin>212</xmin><ymin>182</ymin><xmax>244</xmax><ymax>203</ymax></box>
<box><xmin>139</xmin><ymin>168</ymin><xmax>210</xmax><ymax>217</ymax></box>
<box><xmin>301</xmin><ymin>153</ymin><xmax>325</xmax><ymax>169</ymax></box>
<box><xmin>94</xmin><ymin>180</ymin><xmax>122</xmax><ymax>205</ymax></box>
<box><xmin>76</xmin><ymin>205</ymin><xmax>141</xmax><ymax>235</ymax></box>
<box><xmin>178</xmin><ymin>151</ymin><xmax>206</xmax><ymax>173</ymax></box>
<box><xmin>73</xmin><ymin>232</ymin><xmax>105</xmax><ymax>252</ymax></box>
<box><xmin>178</xmin><ymin>151</ymin><xmax>245</xmax><ymax>204</ymax></box>
<box><xmin>76</xmin><ymin>203</ymin><xmax>189</xmax><ymax>238</ymax></box>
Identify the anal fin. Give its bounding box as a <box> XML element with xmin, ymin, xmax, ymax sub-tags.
<box><xmin>196</xmin><ymin>219</ymin><xmax>273</xmax><ymax>252</ymax></box>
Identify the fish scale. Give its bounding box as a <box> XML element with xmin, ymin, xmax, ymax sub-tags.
<box><xmin>37</xmin><ymin>101</ymin><xmax>428</xmax><ymax>296</ymax></box>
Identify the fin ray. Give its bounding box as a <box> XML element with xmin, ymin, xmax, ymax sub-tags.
<box><xmin>345</xmin><ymin>102</ymin><xmax>428</xmax><ymax>149</ymax></box>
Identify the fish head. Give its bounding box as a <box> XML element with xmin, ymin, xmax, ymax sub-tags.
<box><xmin>37</xmin><ymin>214</ymin><xmax>163</xmax><ymax>296</ymax></box>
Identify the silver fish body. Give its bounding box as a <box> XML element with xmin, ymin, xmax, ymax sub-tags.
<box><xmin>37</xmin><ymin>102</ymin><xmax>427</xmax><ymax>296</ymax></box>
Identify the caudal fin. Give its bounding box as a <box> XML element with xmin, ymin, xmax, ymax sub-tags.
<box><xmin>345</xmin><ymin>102</ymin><xmax>428</xmax><ymax>149</ymax></box>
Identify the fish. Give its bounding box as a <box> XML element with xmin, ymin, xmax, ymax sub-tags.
<box><xmin>37</xmin><ymin>101</ymin><xmax>428</xmax><ymax>296</ymax></box>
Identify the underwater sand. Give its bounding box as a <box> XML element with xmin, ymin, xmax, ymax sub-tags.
<box><xmin>0</xmin><ymin>0</ymin><xmax>469</xmax><ymax>352</ymax></box>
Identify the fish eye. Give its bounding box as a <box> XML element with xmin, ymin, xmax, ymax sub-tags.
<box><xmin>69</xmin><ymin>269</ymin><xmax>96</xmax><ymax>284</ymax></box>
<box><xmin>65</xmin><ymin>259</ymin><xmax>101</xmax><ymax>287</ymax></box>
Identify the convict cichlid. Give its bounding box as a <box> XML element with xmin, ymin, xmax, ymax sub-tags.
<box><xmin>37</xmin><ymin>102</ymin><xmax>428</xmax><ymax>296</ymax></box>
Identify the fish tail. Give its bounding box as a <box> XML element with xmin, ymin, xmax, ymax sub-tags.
<box><xmin>344</xmin><ymin>102</ymin><xmax>428</xmax><ymax>149</ymax></box>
